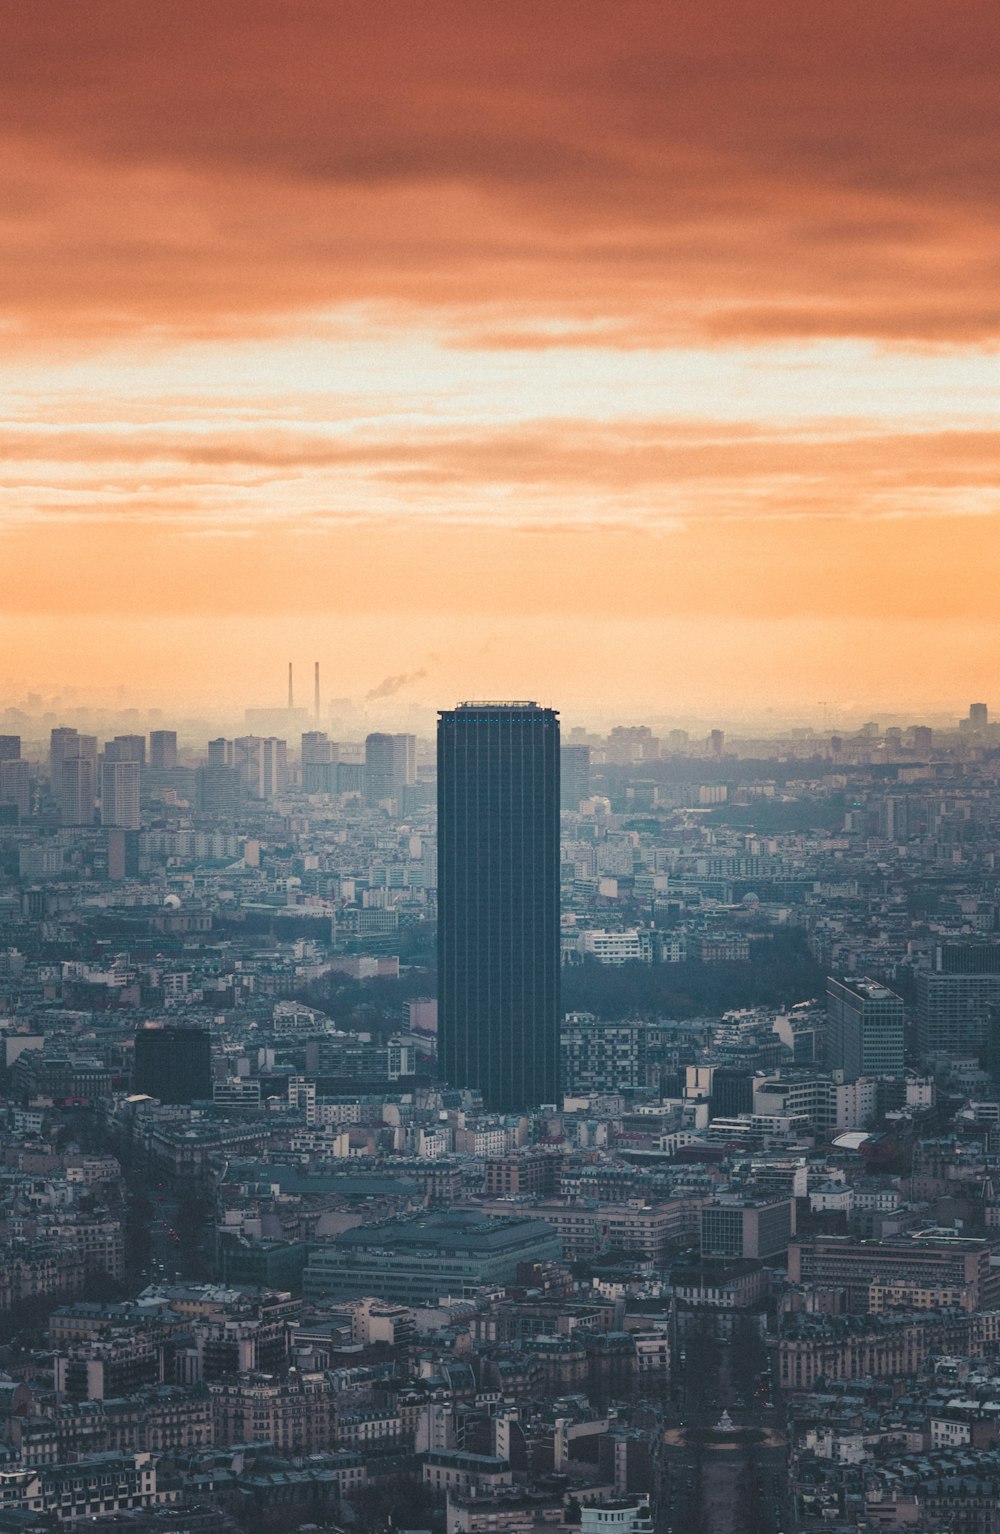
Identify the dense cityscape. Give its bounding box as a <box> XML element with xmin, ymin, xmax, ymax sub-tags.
<box><xmin>6</xmin><ymin>0</ymin><xmax>998</xmax><ymax>1525</ymax></box>
<box><xmin>0</xmin><ymin>693</ymin><xmax>999</xmax><ymax>1531</ymax></box>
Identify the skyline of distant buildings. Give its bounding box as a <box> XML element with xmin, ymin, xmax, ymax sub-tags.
<box><xmin>1</xmin><ymin>671</ymin><xmax>996</xmax><ymax>754</ymax></box>
<box><xmin>0</xmin><ymin>694</ymin><xmax>993</xmax><ymax>831</ymax></box>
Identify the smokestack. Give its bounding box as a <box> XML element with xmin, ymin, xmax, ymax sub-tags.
<box><xmin>288</xmin><ymin>662</ymin><xmax>293</xmax><ymax>711</ymax></box>
<box><xmin>314</xmin><ymin>661</ymin><xmax>320</xmax><ymax>724</ymax></box>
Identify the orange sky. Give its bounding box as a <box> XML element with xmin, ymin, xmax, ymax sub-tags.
<box><xmin>3</xmin><ymin>1</ymin><xmax>1000</xmax><ymax>721</ymax></box>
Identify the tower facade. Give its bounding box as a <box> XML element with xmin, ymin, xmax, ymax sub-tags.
<box><xmin>60</xmin><ymin>756</ymin><xmax>94</xmax><ymax>826</ymax></box>
<box><xmin>107</xmin><ymin>735</ymin><xmax>146</xmax><ymax>768</ymax></box>
<box><xmin>365</xmin><ymin>732</ymin><xmax>415</xmax><ymax>807</ymax></box>
<box><xmin>301</xmin><ymin>731</ymin><xmax>336</xmax><ymax>792</ymax></box>
<box><xmin>100</xmin><ymin>758</ymin><xmax>141</xmax><ymax>829</ymax></box>
<box><xmin>916</xmin><ymin>943</ymin><xmax>1000</xmax><ymax>1056</ymax></box>
<box><xmin>149</xmin><ymin>730</ymin><xmax>177</xmax><ymax>771</ymax></box>
<box><xmin>826</xmin><ymin>975</ymin><xmax>905</xmax><ymax>1080</ymax></box>
<box><xmin>0</xmin><ymin>758</ymin><xmax>30</xmax><ymax>821</ymax></box>
<box><xmin>437</xmin><ymin>701</ymin><xmax>560</xmax><ymax>1111</ymax></box>
<box><xmin>560</xmin><ymin>743</ymin><xmax>591</xmax><ymax>810</ymax></box>
<box><xmin>51</xmin><ymin>728</ymin><xmax>97</xmax><ymax>821</ymax></box>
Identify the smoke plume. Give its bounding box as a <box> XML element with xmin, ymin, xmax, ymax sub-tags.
<box><xmin>366</xmin><ymin>669</ymin><xmax>427</xmax><ymax>701</ymax></box>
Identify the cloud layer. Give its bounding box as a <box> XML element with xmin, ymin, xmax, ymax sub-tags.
<box><xmin>3</xmin><ymin>1</ymin><xmax>999</xmax><ymax>343</ymax></box>
<box><xmin>4</xmin><ymin>3</ymin><xmax>999</xmax><ymax>712</ymax></box>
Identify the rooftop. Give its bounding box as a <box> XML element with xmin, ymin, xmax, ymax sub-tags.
<box><xmin>830</xmin><ymin>976</ymin><xmax>900</xmax><ymax>1002</ymax></box>
<box><xmin>333</xmin><ymin>1210</ymin><xmax>560</xmax><ymax>1255</ymax></box>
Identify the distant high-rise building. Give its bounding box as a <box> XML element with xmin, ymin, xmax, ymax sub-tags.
<box><xmin>560</xmin><ymin>744</ymin><xmax>591</xmax><ymax>810</ymax></box>
<box><xmin>49</xmin><ymin>726</ymin><xmax>74</xmax><ymax>798</ymax></box>
<box><xmin>917</xmin><ymin>944</ymin><xmax>1000</xmax><ymax>1056</ymax></box>
<box><xmin>100</xmin><ymin>758</ymin><xmax>141</xmax><ymax>829</ymax></box>
<box><xmin>133</xmin><ymin>1025</ymin><xmax>212</xmax><ymax>1103</ymax></box>
<box><xmin>262</xmin><ymin>737</ymin><xmax>288</xmax><ymax>798</ymax></box>
<box><xmin>231</xmin><ymin>735</ymin><xmax>286</xmax><ymax>798</ymax></box>
<box><xmin>709</xmin><ymin>729</ymin><xmax>725</xmax><ymax>758</ymax></box>
<box><xmin>208</xmin><ymin>737</ymin><xmax>234</xmax><ymax>768</ymax></box>
<box><xmin>365</xmin><ymin>733</ymin><xmax>415</xmax><ymax>807</ymax></box>
<box><xmin>52</xmin><ymin>731</ymin><xmax>97</xmax><ymax>825</ymax></box>
<box><xmin>826</xmin><ymin>976</ymin><xmax>905</xmax><ymax>1080</ymax></box>
<box><xmin>105</xmin><ymin>734</ymin><xmax>146</xmax><ymax>767</ymax></box>
<box><xmin>911</xmin><ymin>725</ymin><xmax>933</xmax><ymax>755</ymax></box>
<box><xmin>0</xmin><ymin>758</ymin><xmax>29</xmax><ymax>821</ymax></box>
<box><xmin>234</xmin><ymin>736</ymin><xmax>265</xmax><ymax>796</ymax></box>
<box><xmin>198</xmin><ymin>764</ymin><xmax>242</xmax><ymax>815</ymax></box>
<box><xmin>606</xmin><ymin>725</ymin><xmax>659</xmax><ymax>764</ymax></box>
<box><xmin>332</xmin><ymin>761</ymin><xmax>361</xmax><ymax>795</ymax></box>
<box><xmin>50</xmin><ymin>727</ymin><xmax>95</xmax><ymax>802</ymax></box>
<box><xmin>301</xmin><ymin>731</ymin><xmax>337</xmax><ymax>793</ymax></box>
<box><xmin>149</xmin><ymin>730</ymin><xmax>177</xmax><ymax>771</ymax></box>
<box><xmin>438</xmin><ymin>701</ymin><xmax>560</xmax><ymax>1112</ymax></box>
<box><xmin>59</xmin><ymin>755</ymin><xmax>94</xmax><ymax>826</ymax></box>
<box><xmin>0</xmin><ymin>738</ymin><xmax>25</xmax><ymax>821</ymax></box>
<box><xmin>970</xmin><ymin>702</ymin><xmax>989</xmax><ymax>731</ymax></box>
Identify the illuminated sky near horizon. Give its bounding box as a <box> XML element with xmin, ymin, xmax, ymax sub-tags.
<box><xmin>3</xmin><ymin>0</ymin><xmax>1000</xmax><ymax>720</ymax></box>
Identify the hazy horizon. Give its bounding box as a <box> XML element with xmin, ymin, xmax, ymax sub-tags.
<box><xmin>0</xmin><ymin>676</ymin><xmax>990</xmax><ymax>748</ymax></box>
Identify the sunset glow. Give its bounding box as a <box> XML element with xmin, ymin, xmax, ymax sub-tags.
<box><xmin>4</xmin><ymin>0</ymin><xmax>1000</xmax><ymax>718</ymax></box>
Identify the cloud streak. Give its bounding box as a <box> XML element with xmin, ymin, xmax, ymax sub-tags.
<box><xmin>2</xmin><ymin>415</ymin><xmax>999</xmax><ymax>532</ymax></box>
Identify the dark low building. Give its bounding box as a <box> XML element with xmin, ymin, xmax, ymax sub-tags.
<box><xmin>133</xmin><ymin>1025</ymin><xmax>211</xmax><ymax>1104</ymax></box>
<box><xmin>304</xmin><ymin>1209</ymin><xmax>562</xmax><ymax>1304</ymax></box>
<box><xmin>218</xmin><ymin>1237</ymin><xmax>309</xmax><ymax>1295</ymax></box>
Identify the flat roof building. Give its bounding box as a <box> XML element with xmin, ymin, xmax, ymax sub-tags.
<box><xmin>700</xmin><ymin>1195</ymin><xmax>794</xmax><ymax>1261</ymax></box>
<box><xmin>787</xmin><ymin>1232</ymin><xmax>1000</xmax><ymax>1313</ymax></box>
<box><xmin>303</xmin><ymin>1210</ymin><xmax>562</xmax><ymax>1305</ymax></box>
<box><xmin>133</xmin><ymin>1025</ymin><xmax>212</xmax><ymax>1105</ymax></box>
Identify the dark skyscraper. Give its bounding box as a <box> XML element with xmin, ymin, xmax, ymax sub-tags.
<box><xmin>437</xmin><ymin>701</ymin><xmax>560</xmax><ymax>1112</ymax></box>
